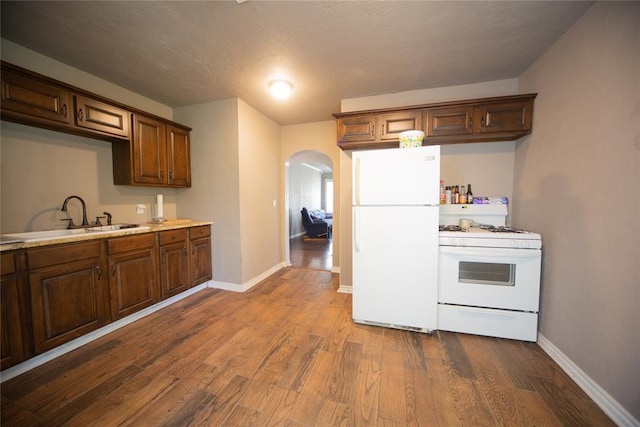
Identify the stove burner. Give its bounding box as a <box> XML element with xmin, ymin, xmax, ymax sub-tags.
<box><xmin>479</xmin><ymin>225</ymin><xmax>529</xmax><ymax>234</ymax></box>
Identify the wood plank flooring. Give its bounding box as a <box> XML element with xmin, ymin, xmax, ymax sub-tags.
<box><xmin>290</xmin><ymin>236</ymin><xmax>332</xmax><ymax>271</ymax></box>
<box><xmin>1</xmin><ymin>267</ymin><xmax>614</xmax><ymax>426</ymax></box>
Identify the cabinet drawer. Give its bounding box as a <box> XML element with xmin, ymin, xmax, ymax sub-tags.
<box><xmin>189</xmin><ymin>225</ymin><xmax>211</xmax><ymax>240</ymax></box>
<box><xmin>159</xmin><ymin>229</ymin><xmax>189</xmax><ymax>246</ymax></box>
<box><xmin>108</xmin><ymin>233</ymin><xmax>156</xmax><ymax>254</ymax></box>
<box><xmin>1</xmin><ymin>252</ymin><xmax>16</xmax><ymax>275</ymax></box>
<box><xmin>27</xmin><ymin>241</ymin><xmax>101</xmax><ymax>269</ymax></box>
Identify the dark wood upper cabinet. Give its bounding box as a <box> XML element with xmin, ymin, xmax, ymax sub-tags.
<box><xmin>132</xmin><ymin>114</ymin><xmax>168</xmax><ymax>186</ymax></box>
<box><xmin>378</xmin><ymin>111</ymin><xmax>422</xmax><ymax>141</ymax></box>
<box><xmin>337</xmin><ymin>115</ymin><xmax>377</xmax><ymax>144</ymax></box>
<box><xmin>473</xmin><ymin>99</ymin><xmax>533</xmax><ymax>134</ymax></box>
<box><xmin>1</xmin><ymin>67</ymin><xmax>72</xmax><ymax>127</ymax></box>
<box><xmin>424</xmin><ymin>106</ymin><xmax>474</xmax><ymax>138</ymax></box>
<box><xmin>167</xmin><ymin>125</ymin><xmax>191</xmax><ymax>187</ymax></box>
<box><xmin>1</xmin><ymin>62</ymin><xmax>192</xmax><ymax>188</ymax></box>
<box><xmin>112</xmin><ymin>114</ymin><xmax>191</xmax><ymax>188</ymax></box>
<box><xmin>334</xmin><ymin>94</ymin><xmax>536</xmax><ymax>150</ymax></box>
<box><xmin>74</xmin><ymin>95</ymin><xmax>130</xmax><ymax>139</ymax></box>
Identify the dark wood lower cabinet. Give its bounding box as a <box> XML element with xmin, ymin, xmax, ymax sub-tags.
<box><xmin>190</xmin><ymin>226</ymin><xmax>213</xmax><ymax>286</ymax></box>
<box><xmin>27</xmin><ymin>241</ymin><xmax>109</xmax><ymax>354</ymax></box>
<box><xmin>1</xmin><ymin>252</ymin><xmax>25</xmax><ymax>370</ymax></box>
<box><xmin>107</xmin><ymin>234</ymin><xmax>159</xmax><ymax>320</ymax></box>
<box><xmin>2</xmin><ymin>225</ymin><xmax>212</xmax><ymax>370</ymax></box>
<box><xmin>159</xmin><ymin>229</ymin><xmax>190</xmax><ymax>299</ymax></box>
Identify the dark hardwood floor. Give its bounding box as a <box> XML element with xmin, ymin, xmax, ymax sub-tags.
<box><xmin>1</xmin><ymin>266</ymin><xmax>613</xmax><ymax>426</ymax></box>
<box><xmin>290</xmin><ymin>235</ymin><xmax>332</xmax><ymax>271</ymax></box>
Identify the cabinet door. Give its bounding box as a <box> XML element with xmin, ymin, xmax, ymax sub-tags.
<box><xmin>167</xmin><ymin>126</ymin><xmax>191</xmax><ymax>187</ymax></box>
<box><xmin>191</xmin><ymin>237</ymin><xmax>212</xmax><ymax>286</ymax></box>
<box><xmin>1</xmin><ymin>68</ymin><xmax>71</xmax><ymax>126</ymax></box>
<box><xmin>1</xmin><ymin>253</ymin><xmax>25</xmax><ymax>370</ymax></box>
<box><xmin>190</xmin><ymin>226</ymin><xmax>212</xmax><ymax>286</ymax></box>
<box><xmin>29</xmin><ymin>258</ymin><xmax>105</xmax><ymax>354</ymax></box>
<box><xmin>424</xmin><ymin>106</ymin><xmax>473</xmax><ymax>137</ymax></box>
<box><xmin>159</xmin><ymin>230</ymin><xmax>190</xmax><ymax>298</ymax></box>
<box><xmin>337</xmin><ymin>115</ymin><xmax>377</xmax><ymax>145</ymax></box>
<box><xmin>74</xmin><ymin>95</ymin><xmax>130</xmax><ymax>139</ymax></box>
<box><xmin>132</xmin><ymin>114</ymin><xmax>167</xmax><ymax>185</ymax></box>
<box><xmin>473</xmin><ymin>99</ymin><xmax>533</xmax><ymax>134</ymax></box>
<box><xmin>108</xmin><ymin>248</ymin><xmax>159</xmax><ymax>319</ymax></box>
<box><xmin>379</xmin><ymin>111</ymin><xmax>422</xmax><ymax>141</ymax></box>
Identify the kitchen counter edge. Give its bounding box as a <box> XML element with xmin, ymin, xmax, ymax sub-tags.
<box><xmin>0</xmin><ymin>219</ymin><xmax>214</xmax><ymax>252</ymax></box>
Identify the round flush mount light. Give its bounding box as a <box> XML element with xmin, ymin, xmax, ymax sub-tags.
<box><xmin>269</xmin><ymin>80</ymin><xmax>293</xmax><ymax>99</ymax></box>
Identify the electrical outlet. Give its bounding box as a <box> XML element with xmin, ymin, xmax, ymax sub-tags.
<box><xmin>136</xmin><ymin>204</ymin><xmax>145</xmax><ymax>215</ymax></box>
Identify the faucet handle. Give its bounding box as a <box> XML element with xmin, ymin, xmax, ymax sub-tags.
<box><xmin>60</xmin><ymin>218</ymin><xmax>74</xmax><ymax>229</ymax></box>
<box><xmin>103</xmin><ymin>211</ymin><xmax>113</xmax><ymax>225</ymax></box>
<box><xmin>95</xmin><ymin>216</ymin><xmax>106</xmax><ymax>226</ymax></box>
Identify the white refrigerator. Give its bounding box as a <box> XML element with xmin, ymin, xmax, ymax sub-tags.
<box><xmin>352</xmin><ymin>145</ymin><xmax>440</xmax><ymax>332</ymax></box>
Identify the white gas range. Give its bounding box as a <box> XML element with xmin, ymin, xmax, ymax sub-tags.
<box><xmin>437</xmin><ymin>205</ymin><xmax>542</xmax><ymax>341</ymax></box>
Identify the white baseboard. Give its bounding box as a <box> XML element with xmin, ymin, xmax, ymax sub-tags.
<box><xmin>338</xmin><ymin>284</ymin><xmax>352</xmax><ymax>294</ymax></box>
<box><xmin>537</xmin><ymin>333</ymin><xmax>639</xmax><ymax>427</ymax></box>
<box><xmin>0</xmin><ymin>282</ymin><xmax>210</xmax><ymax>383</ymax></box>
<box><xmin>208</xmin><ymin>262</ymin><xmax>286</xmax><ymax>293</ymax></box>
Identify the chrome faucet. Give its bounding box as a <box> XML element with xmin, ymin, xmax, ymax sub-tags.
<box><xmin>61</xmin><ymin>195</ymin><xmax>90</xmax><ymax>228</ymax></box>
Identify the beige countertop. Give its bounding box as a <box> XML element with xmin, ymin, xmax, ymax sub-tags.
<box><xmin>0</xmin><ymin>219</ymin><xmax>213</xmax><ymax>252</ymax></box>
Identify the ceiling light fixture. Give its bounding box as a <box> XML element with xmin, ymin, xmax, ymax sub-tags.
<box><xmin>269</xmin><ymin>80</ymin><xmax>293</xmax><ymax>99</ymax></box>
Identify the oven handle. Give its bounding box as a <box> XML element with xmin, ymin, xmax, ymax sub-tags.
<box><xmin>439</xmin><ymin>246</ymin><xmax>540</xmax><ymax>261</ymax></box>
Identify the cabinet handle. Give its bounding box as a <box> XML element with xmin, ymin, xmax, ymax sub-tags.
<box><xmin>169</xmin><ymin>170</ymin><xmax>174</xmax><ymax>180</ymax></box>
<box><xmin>96</xmin><ymin>266</ymin><xmax>101</xmax><ymax>280</ymax></box>
<box><xmin>469</xmin><ymin>116</ymin><xmax>472</xmax><ymax>128</ymax></box>
<box><xmin>381</xmin><ymin>123</ymin><xmax>385</xmax><ymax>135</ymax></box>
<box><xmin>371</xmin><ymin>123</ymin><xmax>375</xmax><ymax>136</ymax></box>
<box><xmin>160</xmin><ymin>170</ymin><xmax>165</xmax><ymax>179</ymax></box>
<box><xmin>77</xmin><ymin>108</ymin><xmax>84</xmax><ymax>122</ymax></box>
<box><xmin>111</xmin><ymin>263</ymin><xmax>116</xmax><ymax>277</ymax></box>
<box><xmin>62</xmin><ymin>104</ymin><xmax>68</xmax><ymax>118</ymax></box>
<box><xmin>481</xmin><ymin>116</ymin><xmax>485</xmax><ymax>127</ymax></box>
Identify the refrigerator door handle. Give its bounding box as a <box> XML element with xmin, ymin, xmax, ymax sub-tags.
<box><xmin>354</xmin><ymin>157</ymin><xmax>361</xmax><ymax>206</ymax></box>
<box><xmin>354</xmin><ymin>206</ymin><xmax>360</xmax><ymax>253</ymax></box>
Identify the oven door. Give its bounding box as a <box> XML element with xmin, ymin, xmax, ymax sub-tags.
<box><xmin>438</xmin><ymin>246</ymin><xmax>541</xmax><ymax>312</ymax></box>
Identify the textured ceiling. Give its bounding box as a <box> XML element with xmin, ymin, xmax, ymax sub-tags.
<box><xmin>1</xmin><ymin>1</ymin><xmax>593</xmax><ymax>125</ymax></box>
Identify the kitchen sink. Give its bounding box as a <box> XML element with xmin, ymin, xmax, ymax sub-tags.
<box><xmin>1</xmin><ymin>224</ymin><xmax>150</xmax><ymax>243</ymax></box>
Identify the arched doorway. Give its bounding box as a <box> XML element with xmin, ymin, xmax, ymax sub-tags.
<box><xmin>284</xmin><ymin>150</ymin><xmax>333</xmax><ymax>270</ymax></box>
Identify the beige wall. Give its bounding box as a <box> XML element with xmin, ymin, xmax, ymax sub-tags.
<box><xmin>174</xmin><ymin>99</ymin><xmax>240</xmax><ymax>285</ymax></box>
<box><xmin>281</xmin><ymin>121</ymin><xmax>341</xmax><ymax>272</ymax></box>
<box><xmin>237</xmin><ymin>100</ymin><xmax>282</xmax><ymax>284</ymax></box>
<box><xmin>516</xmin><ymin>2</ymin><xmax>639</xmax><ymax>419</ymax></box>
<box><xmin>0</xmin><ymin>41</ymin><xmax>178</xmax><ymax>234</ymax></box>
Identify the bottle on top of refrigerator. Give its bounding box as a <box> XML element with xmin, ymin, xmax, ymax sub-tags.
<box><xmin>445</xmin><ymin>186</ymin><xmax>452</xmax><ymax>205</ymax></box>
<box><xmin>466</xmin><ymin>184</ymin><xmax>473</xmax><ymax>204</ymax></box>
<box><xmin>453</xmin><ymin>185</ymin><xmax>459</xmax><ymax>204</ymax></box>
<box><xmin>460</xmin><ymin>185</ymin><xmax>467</xmax><ymax>204</ymax></box>
<box><xmin>439</xmin><ymin>180</ymin><xmax>446</xmax><ymax>205</ymax></box>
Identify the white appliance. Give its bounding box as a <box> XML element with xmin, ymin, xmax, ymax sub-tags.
<box><xmin>437</xmin><ymin>205</ymin><xmax>542</xmax><ymax>341</ymax></box>
<box><xmin>352</xmin><ymin>145</ymin><xmax>440</xmax><ymax>333</ymax></box>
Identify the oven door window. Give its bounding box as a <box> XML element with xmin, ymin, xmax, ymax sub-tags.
<box><xmin>459</xmin><ymin>261</ymin><xmax>515</xmax><ymax>286</ymax></box>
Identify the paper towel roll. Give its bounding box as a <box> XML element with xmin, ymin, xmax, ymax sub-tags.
<box><xmin>156</xmin><ymin>194</ymin><xmax>164</xmax><ymax>218</ymax></box>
